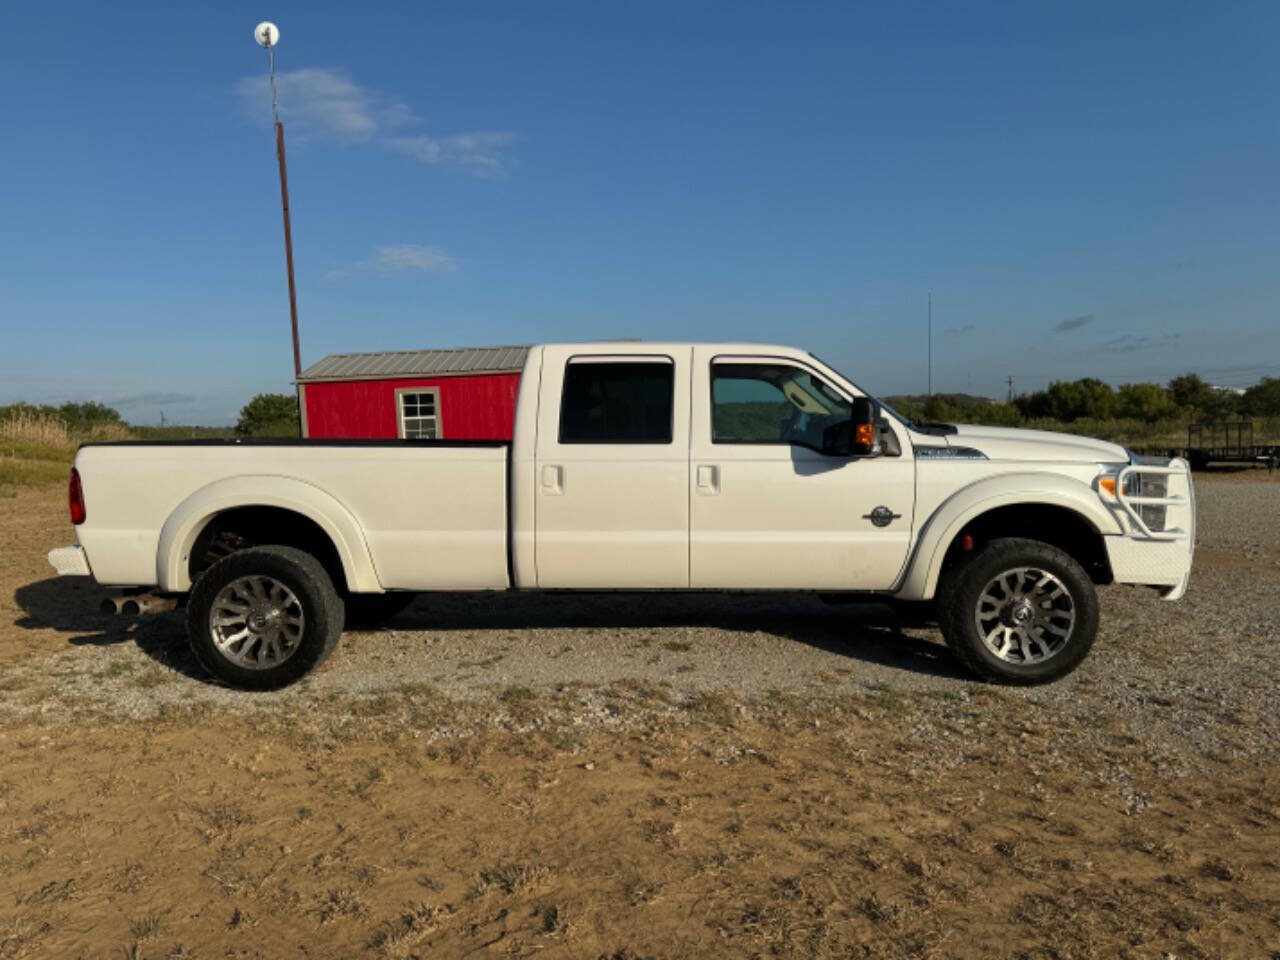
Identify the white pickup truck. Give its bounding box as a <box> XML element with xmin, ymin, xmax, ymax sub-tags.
<box><xmin>49</xmin><ymin>342</ymin><xmax>1194</xmax><ymax>689</ymax></box>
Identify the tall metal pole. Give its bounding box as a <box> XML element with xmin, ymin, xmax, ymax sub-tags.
<box><xmin>276</xmin><ymin>121</ymin><xmax>302</xmax><ymax>380</ymax></box>
<box><xmin>927</xmin><ymin>291</ymin><xmax>932</xmax><ymax>397</ymax></box>
<box><xmin>256</xmin><ymin>23</ymin><xmax>302</xmax><ymax>380</ymax></box>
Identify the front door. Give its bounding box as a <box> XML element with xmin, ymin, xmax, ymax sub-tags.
<box><xmin>534</xmin><ymin>346</ymin><xmax>692</xmax><ymax>588</ymax></box>
<box><xmin>688</xmin><ymin>349</ymin><xmax>915</xmax><ymax>590</ymax></box>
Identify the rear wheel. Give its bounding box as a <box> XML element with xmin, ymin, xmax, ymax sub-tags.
<box><xmin>938</xmin><ymin>538</ymin><xmax>1098</xmax><ymax>684</ymax></box>
<box><xmin>187</xmin><ymin>545</ymin><xmax>344</xmax><ymax>690</ymax></box>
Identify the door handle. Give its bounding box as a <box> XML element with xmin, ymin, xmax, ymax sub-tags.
<box><xmin>696</xmin><ymin>464</ymin><xmax>720</xmax><ymax>495</ymax></box>
<box><xmin>541</xmin><ymin>464</ymin><xmax>564</xmax><ymax>495</ymax></box>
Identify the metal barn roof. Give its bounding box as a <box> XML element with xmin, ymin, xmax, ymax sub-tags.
<box><xmin>298</xmin><ymin>345</ymin><xmax>530</xmax><ymax>383</ymax></box>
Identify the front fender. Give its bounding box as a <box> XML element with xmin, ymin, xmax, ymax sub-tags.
<box><xmin>156</xmin><ymin>475</ymin><xmax>382</xmax><ymax>593</ymax></box>
<box><xmin>895</xmin><ymin>472</ymin><xmax>1122</xmax><ymax>601</ymax></box>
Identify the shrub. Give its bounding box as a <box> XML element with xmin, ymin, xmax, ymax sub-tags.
<box><xmin>1242</xmin><ymin>378</ymin><xmax>1280</xmax><ymax>417</ymax></box>
<box><xmin>235</xmin><ymin>393</ymin><xmax>300</xmax><ymax>438</ymax></box>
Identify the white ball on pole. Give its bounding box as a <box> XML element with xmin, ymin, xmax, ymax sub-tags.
<box><xmin>254</xmin><ymin>21</ymin><xmax>280</xmax><ymax>48</ymax></box>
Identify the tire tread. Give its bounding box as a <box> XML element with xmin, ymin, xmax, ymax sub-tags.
<box><xmin>937</xmin><ymin>537</ymin><xmax>1098</xmax><ymax>685</ymax></box>
<box><xmin>186</xmin><ymin>545</ymin><xmax>343</xmax><ymax>690</ymax></box>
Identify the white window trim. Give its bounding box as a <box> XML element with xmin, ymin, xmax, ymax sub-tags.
<box><xmin>395</xmin><ymin>387</ymin><xmax>442</xmax><ymax>439</ymax></box>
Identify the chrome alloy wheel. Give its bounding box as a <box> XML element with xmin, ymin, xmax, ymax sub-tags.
<box><xmin>208</xmin><ymin>575</ymin><xmax>306</xmax><ymax>670</ymax></box>
<box><xmin>973</xmin><ymin>567</ymin><xmax>1076</xmax><ymax>665</ymax></box>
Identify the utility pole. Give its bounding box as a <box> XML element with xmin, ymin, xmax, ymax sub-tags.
<box><xmin>1006</xmin><ymin>375</ymin><xmax>1015</xmax><ymax>403</ymax></box>
<box><xmin>255</xmin><ymin>21</ymin><xmax>302</xmax><ymax>381</ymax></box>
<box><xmin>927</xmin><ymin>292</ymin><xmax>932</xmax><ymax>397</ymax></box>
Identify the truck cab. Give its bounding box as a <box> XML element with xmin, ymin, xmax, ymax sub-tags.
<box><xmin>514</xmin><ymin>343</ymin><xmax>915</xmax><ymax>592</ymax></box>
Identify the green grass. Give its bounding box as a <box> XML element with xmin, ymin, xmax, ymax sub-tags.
<box><xmin>0</xmin><ymin>423</ymin><xmax>231</xmax><ymax>494</ymax></box>
<box><xmin>0</xmin><ymin>452</ymin><xmax>71</xmax><ymax>492</ymax></box>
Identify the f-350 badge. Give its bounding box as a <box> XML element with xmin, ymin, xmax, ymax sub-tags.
<box><xmin>862</xmin><ymin>506</ymin><xmax>901</xmax><ymax>528</ymax></box>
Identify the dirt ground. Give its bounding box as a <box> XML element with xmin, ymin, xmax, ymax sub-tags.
<box><xmin>2</xmin><ymin>472</ymin><xmax>1278</xmax><ymax>959</ymax></box>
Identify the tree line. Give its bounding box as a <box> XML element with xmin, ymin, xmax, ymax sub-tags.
<box><xmin>888</xmin><ymin>374</ymin><xmax>1280</xmax><ymax>427</ymax></box>
<box><xmin>7</xmin><ymin>374</ymin><xmax>1279</xmax><ymax>441</ymax></box>
<box><xmin>0</xmin><ymin>397</ymin><xmax>299</xmax><ymax>439</ymax></box>
<box><xmin>0</xmin><ymin>401</ymin><xmax>124</xmax><ymax>432</ymax></box>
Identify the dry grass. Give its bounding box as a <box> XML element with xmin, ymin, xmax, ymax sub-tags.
<box><xmin>0</xmin><ymin>410</ymin><xmax>134</xmax><ymax>449</ymax></box>
<box><xmin>0</xmin><ymin>411</ymin><xmax>134</xmax><ymax>493</ymax></box>
<box><xmin>0</xmin><ymin>411</ymin><xmax>72</xmax><ymax>447</ymax></box>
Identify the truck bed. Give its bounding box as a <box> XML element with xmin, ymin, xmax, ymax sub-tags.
<box><xmin>73</xmin><ymin>439</ymin><xmax>511</xmax><ymax>591</ymax></box>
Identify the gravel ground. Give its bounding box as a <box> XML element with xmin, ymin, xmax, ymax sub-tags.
<box><xmin>1192</xmin><ymin>470</ymin><xmax>1280</xmax><ymax>547</ymax></box>
<box><xmin>4</xmin><ymin>473</ymin><xmax>1278</xmax><ymax>772</ymax></box>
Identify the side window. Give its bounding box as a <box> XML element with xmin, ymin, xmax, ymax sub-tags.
<box><xmin>711</xmin><ymin>362</ymin><xmax>851</xmax><ymax>450</ymax></box>
<box><xmin>397</xmin><ymin>389</ymin><xmax>440</xmax><ymax>439</ymax></box>
<box><xmin>559</xmin><ymin>360</ymin><xmax>674</xmax><ymax>444</ymax></box>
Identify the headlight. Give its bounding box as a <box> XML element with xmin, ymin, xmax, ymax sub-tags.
<box><xmin>1096</xmin><ymin>464</ymin><xmax>1168</xmax><ymax>533</ymax></box>
<box><xmin>1124</xmin><ymin>472</ymin><xmax>1167</xmax><ymax>532</ymax></box>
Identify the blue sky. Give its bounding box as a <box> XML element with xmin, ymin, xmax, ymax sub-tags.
<box><xmin>1</xmin><ymin>1</ymin><xmax>1277</xmax><ymax>424</ymax></box>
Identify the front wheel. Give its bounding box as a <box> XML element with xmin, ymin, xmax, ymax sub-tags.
<box><xmin>938</xmin><ymin>538</ymin><xmax>1099</xmax><ymax>685</ymax></box>
<box><xmin>187</xmin><ymin>545</ymin><xmax>345</xmax><ymax>690</ymax></box>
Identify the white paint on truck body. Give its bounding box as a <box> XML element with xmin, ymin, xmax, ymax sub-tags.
<box><xmin>56</xmin><ymin>341</ymin><xmax>1195</xmax><ymax>605</ymax></box>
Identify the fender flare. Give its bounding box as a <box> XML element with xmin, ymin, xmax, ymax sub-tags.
<box><xmin>156</xmin><ymin>474</ymin><xmax>382</xmax><ymax>593</ymax></box>
<box><xmin>895</xmin><ymin>472</ymin><xmax>1123</xmax><ymax>601</ymax></box>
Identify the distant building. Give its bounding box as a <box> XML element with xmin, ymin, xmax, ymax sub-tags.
<box><xmin>1210</xmin><ymin>385</ymin><xmax>1246</xmax><ymax>396</ymax></box>
<box><xmin>297</xmin><ymin>345</ymin><xmax>528</xmax><ymax>440</ymax></box>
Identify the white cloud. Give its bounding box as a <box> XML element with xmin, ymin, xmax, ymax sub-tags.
<box><xmin>237</xmin><ymin>68</ymin><xmax>412</xmax><ymax>142</ymax></box>
<box><xmin>111</xmin><ymin>392</ymin><xmax>196</xmax><ymax>407</ymax></box>
<box><xmin>236</xmin><ymin>69</ymin><xmax>516</xmax><ymax>178</ymax></box>
<box><xmin>386</xmin><ymin>132</ymin><xmax>519</xmax><ymax>177</ymax></box>
<box><xmin>351</xmin><ymin>244</ymin><xmax>460</xmax><ymax>275</ymax></box>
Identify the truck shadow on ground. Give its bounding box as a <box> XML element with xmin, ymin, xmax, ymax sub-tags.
<box><xmin>11</xmin><ymin>576</ymin><xmax>194</xmax><ymax>671</ymax></box>
<box><xmin>13</xmin><ymin>577</ymin><xmax>969</xmax><ymax>685</ymax></box>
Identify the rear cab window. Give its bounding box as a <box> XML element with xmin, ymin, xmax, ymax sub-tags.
<box><xmin>559</xmin><ymin>359</ymin><xmax>675</xmax><ymax>444</ymax></box>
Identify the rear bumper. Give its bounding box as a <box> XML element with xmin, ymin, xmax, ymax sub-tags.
<box><xmin>48</xmin><ymin>545</ymin><xmax>92</xmax><ymax>577</ymax></box>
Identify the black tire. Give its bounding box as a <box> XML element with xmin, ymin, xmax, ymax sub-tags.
<box><xmin>937</xmin><ymin>537</ymin><xmax>1099</xmax><ymax>685</ymax></box>
<box><xmin>187</xmin><ymin>545</ymin><xmax>344</xmax><ymax>691</ymax></box>
<box><xmin>343</xmin><ymin>592</ymin><xmax>416</xmax><ymax>629</ymax></box>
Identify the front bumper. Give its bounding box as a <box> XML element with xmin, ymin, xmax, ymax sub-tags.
<box><xmin>1103</xmin><ymin>458</ymin><xmax>1195</xmax><ymax>600</ymax></box>
<box><xmin>48</xmin><ymin>545</ymin><xmax>92</xmax><ymax>577</ymax></box>
<box><xmin>1104</xmin><ymin>537</ymin><xmax>1193</xmax><ymax>599</ymax></box>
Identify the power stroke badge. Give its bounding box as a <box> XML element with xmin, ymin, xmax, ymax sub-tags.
<box><xmin>862</xmin><ymin>506</ymin><xmax>902</xmax><ymax>527</ymax></box>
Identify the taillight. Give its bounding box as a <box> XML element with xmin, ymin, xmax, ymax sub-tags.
<box><xmin>69</xmin><ymin>468</ymin><xmax>86</xmax><ymax>525</ymax></box>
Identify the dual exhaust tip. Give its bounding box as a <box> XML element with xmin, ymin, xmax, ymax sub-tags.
<box><xmin>100</xmin><ymin>594</ymin><xmax>178</xmax><ymax>617</ymax></box>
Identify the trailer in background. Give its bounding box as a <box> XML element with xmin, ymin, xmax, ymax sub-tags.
<box><xmin>1184</xmin><ymin>421</ymin><xmax>1278</xmax><ymax>471</ymax></box>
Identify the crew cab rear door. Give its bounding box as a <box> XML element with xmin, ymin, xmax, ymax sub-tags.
<box><xmin>533</xmin><ymin>345</ymin><xmax>692</xmax><ymax>588</ymax></box>
<box><xmin>688</xmin><ymin>347</ymin><xmax>915</xmax><ymax>590</ymax></box>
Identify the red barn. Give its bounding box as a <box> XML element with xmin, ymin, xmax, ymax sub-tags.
<box><xmin>297</xmin><ymin>345</ymin><xmax>528</xmax><ymax>441</ymax></box>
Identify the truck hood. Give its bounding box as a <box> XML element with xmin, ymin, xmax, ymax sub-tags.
<box><xmin>944</xmin><ymin>424</ymin><xmax>1128</xmax><ymax>464</ymax></box>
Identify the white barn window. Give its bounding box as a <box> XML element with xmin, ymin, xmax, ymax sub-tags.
<box><xmin>396</xmin><ymin>388</ymin><xmax>441</xmax><ymax>439</ymax></box>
